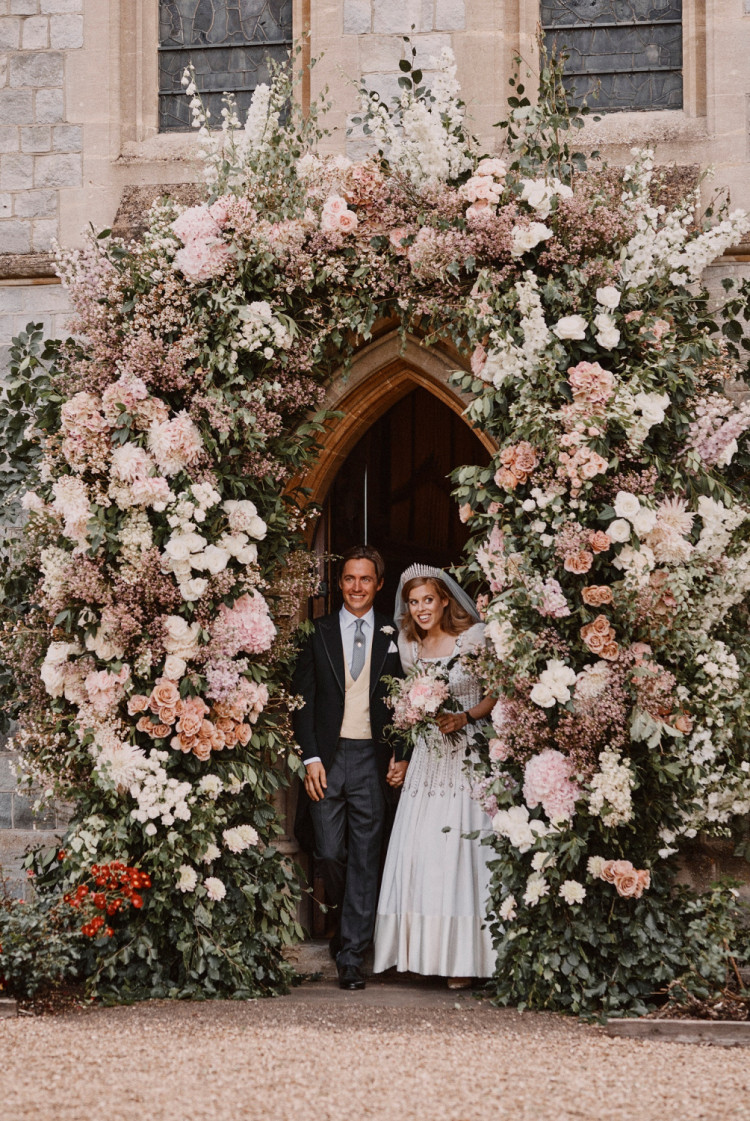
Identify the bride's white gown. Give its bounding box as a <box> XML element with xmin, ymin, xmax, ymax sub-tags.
<box><xmin>373</xmin><ymin>622</ymin><xmax>496</xmax><ymax>978</ymax></box>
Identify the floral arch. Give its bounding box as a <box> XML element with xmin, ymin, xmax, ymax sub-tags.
<box><xmin>2</xmin><ymin>49</ymin><xmax>750</xmax><ymax>1014</ymax></box>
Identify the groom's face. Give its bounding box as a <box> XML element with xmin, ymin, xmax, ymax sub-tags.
<box><xmin>339</xmin><ymin>558</ymin><xmax>383</xmax><ymax>617</ymax></box>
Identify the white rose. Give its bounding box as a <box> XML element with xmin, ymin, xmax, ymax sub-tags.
<box><xmin>163</xmin><ymin>616</ymin><xmax>202</xmax><ymax>658</ymax></box>
<box><xmin>595</xmin><ymin>286</ymin><xmax>621</xmax><ymax>309</ymax></box>
<box><xmin>246</xmin><ymin>515</ymin><xmax>267</xmax><ymax>541</ymax></box>
<box><xmin>510</xmin><ymin>222</ymin><xmax>553</xmax><ymax>257</ymax></box>
<box><xmin>85</xmin><ymin>629</ymin><xmax>125</xmax><ymax>662</ymax></box>
<box><xmin>594</xmin><ymin>313</ymin><xmax>620</xmax><ymax>350</ymax></box>
<box><xmin>145</xmin><ymin>823</ymin><xmax>158</xmax><ymax>836</ymax></box>
<box><xmin>180</xmin><ymin>577</ymin><xmax>208</xmax><ymax>602</ymax></box>
<box><xmin>613</xmin><ymin>491</ymin><xmax>641</xmax><ymax>521</ymax></box>
<box><xmin>530</xmin><ymin>682</ymin><xmax>557</xmax><ymax>708</ymax></box>
<box><xmin>236</xmin><ymin>544</ymin><xmax>258</xmax><ymax>566</ymax></box>
<box><xmin>192</xmin><ymin>544</ymin><xmax>230</xmax><ymax>575</ymax></box>
<box><xmin>521</xmin><ymin>179</ymin><xmax>552</xmax><ymax>217</ymax></box>
<box><xmin>634</xmin><ymin>391</ymin><xmax>669</xmax><ymax>426</ymax></box>
<box><xmin>608</xmin><ymin>518</ymin><xmax>632</xmax><ymax>543</ymax></box>
<box><xmin>552</xmin><ymin>314</ymin><xmax>587</xmax><ymax>341</ymax></box>
<box><xmin>631</xmin><ymin>507</ymin><xmax>657</xmax><ymax>536</ymax></box>
<box><xmin>178</xmin><ymin>530</ymin><xmax>207</xmax><ymax>553</ymax></box>
<box><xmin>218</xmin><ymin>532</ymin><xmax>248</xmax><ymax>558</ymax></box>
<box><xmin>164</xmin><ymin>535</ymin><xmax>194</xmax><ymax>562</ymax></box>
<box><xmin>163</xmin><ymin>654</ymin><xmax>187</xmax><ymax>680</ymax></box>
<box><xmin>485</xmin><ymin>618</ymin><xmax>513</xmax><ymax>659</ymax></box>
<box><xmin>40</xmin><ymin>661</ymin><xmax>66</xmax><ymax>697</ymax></box>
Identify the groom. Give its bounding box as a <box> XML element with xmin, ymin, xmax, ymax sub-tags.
<box><xmin>293</xmin><ymin>545</ymin><xmax>406</xmax><ymax>990</ymax></box>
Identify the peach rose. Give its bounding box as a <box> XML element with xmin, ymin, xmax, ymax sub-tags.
<box><xmin>674</xmin><ymin>713</ymin><xmax>693</xmax><ymax>734</ymax></box>
<box><xmin>600</xmin><ymin>642</ymin><xmax>620</xmax><ymax>661</ymax></box>
<box><xmin>170</xmin><ymin>733</ymin><xmax>196</xmax><ymax>754</ymax></box>
<box><xmin>636</xmin><ymin>870</ymin><xmax>651</xmax><ymax>896</ymax></box>
<box><xmin>149</xmin><ymin>677</ymin><xmax>181</xmax><ymax>716</ymax></box>
<box><xmin>614</xmin><ymin>869</ymin><xmax>641</xmax><ymax>897</ymax></box>
<box><xmin>600</xmin><ymin>859</ymin><xmax>633</xmax><ymax>884</ymax></box>
<box><xmin>588</xmin><ymin>531</ymin><xmax>611</xmax><ymax>554</ymax></box>
<box><xmin>157</xmin><ymin>702</ymin><xmax>181</xmax><ymax>726</ymax></box>
<box><xmin>581</xmin><ymin>585</ymin><xmax>614</xmax><ymax>607</ymax></box>
<box><xmin>471</xmin><ymin>345</ymin><xmax>487</xmax><ymax>377</ymax></box>
<box><xmin>495</xmin><ymin>467</ymin><xmax>519</xmax><ymax>491</ymax></box>
<box><xmin>236</xmin><ymin>724</ymin><xmax>252</xmax><ymax>747</ymax></box>
<box><xmin>192</xmin><ymin>739</ymin><xmax>213</xmax><ymax>762</ymax></box>
<box><xmin>127</xmin><ymin>694</ymin><xmax>150</xmax><ymax>715</ymax></box>
<box><xmin>177</xmin><ymin>696</ymin><xmax>209</xmax><ymax>738</ymax></box>
<box><xmin>564</xmin><ymin>551</ymin><xmax>594</xmax><ymax>575</ymax></box>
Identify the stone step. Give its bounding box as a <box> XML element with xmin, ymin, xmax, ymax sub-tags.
<box><xmin>0</xmin><ymin>998</ymin><xmax>18</xmax><ymax>1018</ymax></box>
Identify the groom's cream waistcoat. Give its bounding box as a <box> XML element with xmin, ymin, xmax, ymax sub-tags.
<box><xmin>340</xmin><ymin>642</ymin><xmax>373</xmax><ymax>740</ymax></box>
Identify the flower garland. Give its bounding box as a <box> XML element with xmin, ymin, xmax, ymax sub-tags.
<box><xmin>1</xmin><ymin>45</ymin><xmax>750</xmax><ymax>1010</ymax></box>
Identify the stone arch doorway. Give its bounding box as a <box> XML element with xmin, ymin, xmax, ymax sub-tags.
<box><xmin>303</xmin><ymin>331</ymin><xmax>495</xmax><ymax>616</ymax></box>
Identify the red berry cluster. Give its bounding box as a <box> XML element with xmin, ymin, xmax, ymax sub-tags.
<box><xmin>62</xmin><ymin>861</ymin><xmax>152</xmax><ymax>939</ymax></box>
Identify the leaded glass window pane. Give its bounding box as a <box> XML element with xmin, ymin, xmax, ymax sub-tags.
<box><xmin>541</xmin><ymin>0</ymin><xmax>683</xmax><ymax>112</ymax></box>
<box><xmin>159</xmin><ymin>1</ymin><xmax>293</xmax><ymax>132</ymax></box>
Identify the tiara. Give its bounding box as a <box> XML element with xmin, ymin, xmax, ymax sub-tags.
<box><xmin>400</xmin><ymin>563</ymin><xmax>444</xmax><ymax>582</ymax></box>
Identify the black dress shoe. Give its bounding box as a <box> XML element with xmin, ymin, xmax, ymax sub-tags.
<box><xmin>338</xmin><ymin>964</ymin><xmax>366</xmax><ymax>991</ymax></box>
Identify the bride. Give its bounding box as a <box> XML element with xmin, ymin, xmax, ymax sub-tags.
<box><xmin>373</xmin><ymin>564</ymin><xmax>497</xmax><ymax>987</ymax></box>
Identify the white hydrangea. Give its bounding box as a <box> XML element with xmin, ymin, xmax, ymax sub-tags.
<box><xmin>128</xmin><ymin>750</ymin><xmax>193</xmax><ymax>830</ymax></box>
<box><xmin>237</xmin><ymin>300</ymin><xmax>292</xmax><ymax>353</ymax></box>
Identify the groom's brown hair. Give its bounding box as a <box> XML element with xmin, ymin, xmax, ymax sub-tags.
<box><xmin>338</xmin><ymin>544</ymin><xmax>385</xmax><ymax>583</ymax></box>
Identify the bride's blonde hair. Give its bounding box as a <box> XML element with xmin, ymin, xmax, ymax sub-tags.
<box><xmin>400</xmin><ymin>576</ymin><xmax>474</xmax><ymax>643</ymax></box>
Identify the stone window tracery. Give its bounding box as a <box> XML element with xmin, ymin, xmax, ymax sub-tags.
<box><xmin>158</xmin><ymin>0</ymin><xmax>293</xmax><ymax>132</ymax></box>
<box><xmin>541</xmin><ymin>0</ymin><xmax>683</xmax><ymax>112</ymax></box>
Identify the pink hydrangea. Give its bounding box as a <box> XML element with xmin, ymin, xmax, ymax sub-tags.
<box><xmin>51</xmin><ymin>476</ymin><xmax>90</xmax><ymax>546</ymax></box>
<box><xmin>60</xmin><ymin>392</ymin><xmax>108</xmax><ymax>436</ymax></box>
<box><xmin>523</xmin><ymin>749</ymin><xmax>581</xmax><ymax>822</ymax></box>
<box><xmin>538</xmin><ymin>577</ymin><xmax>570</xmax><ymax>618</ymax></box>
<box><xmin>101</xmin><ymin>375</ymin><xmax>149</xmax><ymax>422</ymax></box>
<box><xmin>148</xmin><ymin>412</ymin><xmax>204</xmax><ymax>476</ymax></box>
<box><xmin>211</xmin><ymin>592</ymin><xmax>276</xmax><ymax>658</ymax></box>
<box><xmin>174</xmin><ymin>239</ymin><xmax>234</xmax><ymax>283</ymax></box>
<box><xmin>172</xmin><ymin>205</ymin><xmax>222</xmax><ymax>245</ymax></box>
<box><xmin>567</xmin><ymin>361</ymin><xmax>615</xmax><ymax>409</ymax></box>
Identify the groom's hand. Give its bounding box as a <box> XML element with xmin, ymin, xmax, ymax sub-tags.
<box><xmin>386</xmin><ymin>758</ymin><xmax>408</xmax><ymax>788</ymax></box>
<box><xmin>304</xmin><ymin>761</ymin><xmax>327</xmax><ymax>802</ymax></box>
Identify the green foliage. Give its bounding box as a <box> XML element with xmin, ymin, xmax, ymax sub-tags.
<box><xmin>0</xmin><ymin>863</ymin><xmax>83</xmax><ymax>1000</ymax></box>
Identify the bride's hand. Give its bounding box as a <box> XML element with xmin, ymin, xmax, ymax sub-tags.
<box><xmin>436</xmin><ymin>711</ymin><xmax>468</xmax><ymax>735</ymax></box>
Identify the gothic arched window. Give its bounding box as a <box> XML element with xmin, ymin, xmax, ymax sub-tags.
<box><xmin>541</xmin><ymin>0</ymin><xmax>683</xmax><ymax>112</ymax></box>
<box><xmin>158</xmin><ymin>1</ymin><xmax>293</xmax><ymax>132</ymax></box>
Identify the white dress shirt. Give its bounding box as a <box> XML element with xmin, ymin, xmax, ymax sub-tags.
<box><xmin>303</xmin><ymin>607</ymin><xmax>375</xmax><ymax>766</ymax></box>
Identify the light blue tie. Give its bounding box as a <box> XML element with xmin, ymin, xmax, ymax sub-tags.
<box><xmin>350</xmin><ymin>619</ymin><xmax>365</xmax><ymax>681</ymax></box>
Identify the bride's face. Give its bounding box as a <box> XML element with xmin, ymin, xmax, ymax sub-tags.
<box><xmin>407</xmin><ymin>582</ymin><xmax>450</xmax><ymax>635</ymax></box>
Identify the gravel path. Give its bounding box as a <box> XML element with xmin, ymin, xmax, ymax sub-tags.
<box><xmin>2</xmin><ymin>978</ymin><xmax>749</xmax><ymax>1121</ymax></box>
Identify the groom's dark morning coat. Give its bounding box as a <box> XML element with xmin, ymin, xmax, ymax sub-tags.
<box><xmin>292</xmin><ymin>610</ymin><xmax>407</xmax><ymax>782</ymax></box>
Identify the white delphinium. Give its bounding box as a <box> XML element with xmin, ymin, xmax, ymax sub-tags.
<box><xmin>357</xmin><ymin>48</ymin><xmax>473</xmax><ymax>187</ymax></box>
<box><xmin>559</xmin><ymin>880</ymin><xmax>586</xmax><ymax>905</ymax></box>
<box><xmin>695</xmin><ymin>495</ymin><xmax>749</xmax><ymax>557</ymax></box>
<box><xmin>667</xmin><ymin>209</ymin><xmax>750</xmax><ymax>283</ymax></box>
<box><xmin>588</xmin><ymin>749</ymin><xmax>634</xmax><ymax>827</ymax></box>
<box><xmin>471</xmin><ymin>272</ymin><xmax>550</xmax><ymax>392</ymax></box>
<box><xmin>118</xmin><ymin>509</ymin><xmax>154</xmax><ymax>577</ymax></box>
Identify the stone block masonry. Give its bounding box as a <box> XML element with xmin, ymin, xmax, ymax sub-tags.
<box><xmin>0</xmin><ymin>0</ymin><xmax>83</xmax><ymax>326</ymax></box>
<box><xmin>0</xmin><ymin>749</ymin><xmax>70</xmax><ymax>899</ymax></box>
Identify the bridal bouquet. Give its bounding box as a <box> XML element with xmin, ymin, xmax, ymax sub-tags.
<box><xmin>385</xmin><ymin>662</ymin><xmax>463</xmax><ymax>752</ymax></box>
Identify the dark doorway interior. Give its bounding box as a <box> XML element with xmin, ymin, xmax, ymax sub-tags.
<box><xmin>314</xmin><ymin>386</ymin><xmax>493</xmax><ymax>616</ymax></box>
